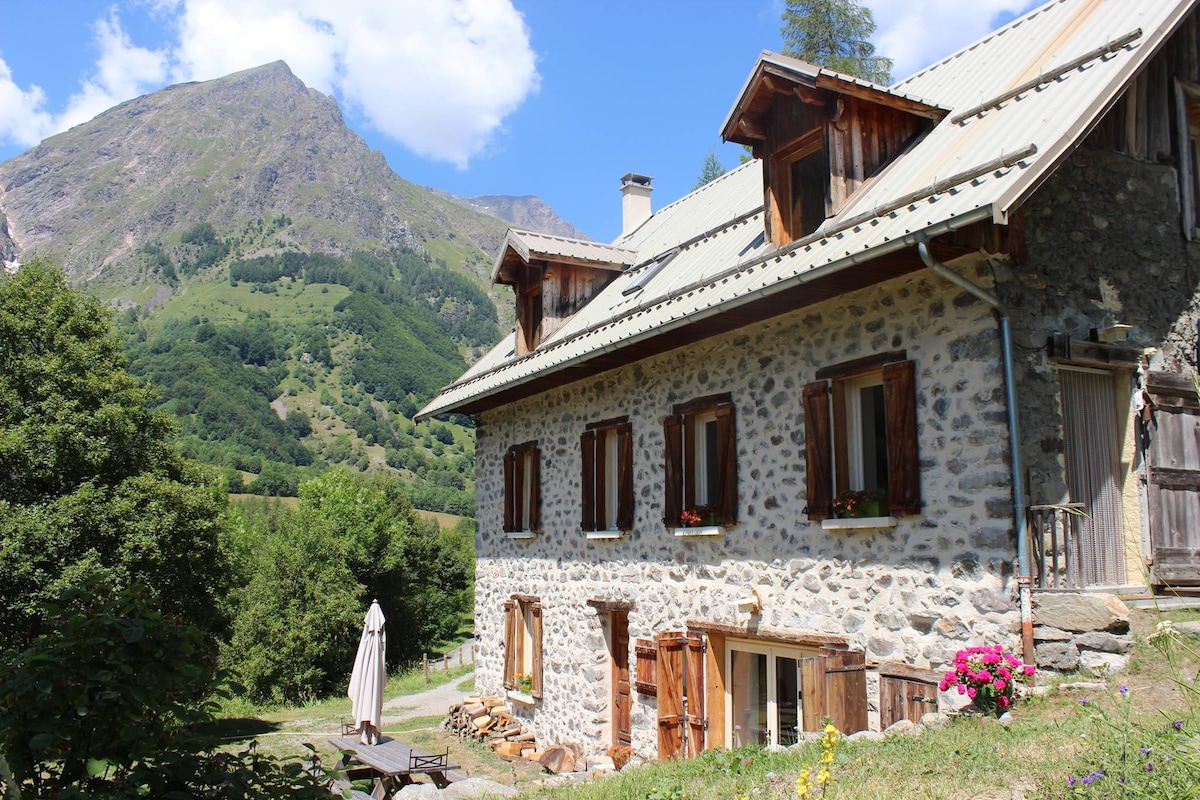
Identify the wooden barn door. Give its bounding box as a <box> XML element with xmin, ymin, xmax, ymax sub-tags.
<box><xmin>1145</xmin><ymin>371</ymin><xmax>1200</xmax><ymax>587</ymax></box>
<box><xmin>799</xmin><ymin>649</ymin><xmax>868</xmax><ymax>734</ymax></box>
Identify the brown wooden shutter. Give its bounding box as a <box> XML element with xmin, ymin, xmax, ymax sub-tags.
<box><xmin>883</xmin><ymin>360</ymin><xmax>920</xmax><ymax>516</ymax></box>
<box><xmin>503</xmin><ymin>451</ymin><xmax>516</xmax><ymax>532</ymax></box>
<box><xmin>634</xmin><ymin>638</ymin><xmax>658</xmax><ymax>695</ymax></box>
<box><xmin>528</xmin><ymin>447</ymin><xmax>542</xmax><ymax>531</ymax></box>
<box><xmin>684</xmin><ymin>632</ymin><xmax>706</xmax><ymax>756</ymax></box>
<box><xmin>715</xmin><ymin>404</ymin><xmax>737</xmax><ymax>524</ymax></box>
<box><xmin>878</xmin><ymin>663</ymin><xmax>940</xmax><ymax>728</ymax></box>
<box><xmin>799</xmin><ymin>649</ymin><xmax>868</xmax><ymax>734</ymax></box>
<box><xmin>802</xmin><ymin>381</ymin><xmax>834</xmax><ymax>520</ymax></box>
<box><xmin>617</xmin><ymin>422</ymin><xmax>634</xmax><ymax>530</ymax></box>
<box><xmin>502</xmin><ymin>600</ymin><xmax>518</xmax><ymax>689</ymax></box>
<box><xmin>656</xmin><ymin>631</ymin><xmax>686</xmax><ymax>760</ymax></box>
<box><xmin>663</xmin><ymin>416</ymin><xmax>683</xmax><ymax>526</ymax></box>
<box><xmin>580</xmin><ymin>430</ymin><xmax>596</xmax><ymax>531</ymax></box>
<box><xmin>531</xmin><ymin>602</ymin><xmax>544</xmax><ymax>699</ymax></box>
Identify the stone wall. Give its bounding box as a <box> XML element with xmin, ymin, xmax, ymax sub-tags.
<box><xmin>473</xmin><ymin>262</ymin><xmax>1021</xmax><ymax>756</ymax></box>
<box><xmin>1001</xmin><ymin>147</ymin><xmax>1200</xmax><ymax>508</ymax></box>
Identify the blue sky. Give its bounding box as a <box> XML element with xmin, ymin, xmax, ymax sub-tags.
<box><xmin>0</xmin><ymin>1</ymin><xmax>1041</xmax><ymax>243</ymax></box>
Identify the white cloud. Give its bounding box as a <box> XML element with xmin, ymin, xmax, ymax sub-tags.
<box><xmin>871</xmin><ymin>0</ymin><xmax>1041</xmax><ymax>80</ymax></box>
<box><xmin>167</xmin><ymin>0</ymin><xmax>539</xmax><ymax>168</ymax></box>
<box><xmin>0</xmin><ymin>0</ymin><xmax>538</xmax><ymax>168</ymax></box>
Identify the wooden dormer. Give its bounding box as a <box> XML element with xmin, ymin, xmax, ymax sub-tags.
<box><xmin>721</xmin><ymin>52</ymin><xmax>947</xmax><ymax>248</ymax></box>
<box><xmin>492</xmin><ymin>230</ymin><xmax>637</xmax><ymax>355</ymax></box>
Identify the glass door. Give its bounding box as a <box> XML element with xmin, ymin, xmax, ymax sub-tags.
<box><xmin>727</xmin><ymin>642</ymin><xmax>811</xmax><ymax>747</ymax></box>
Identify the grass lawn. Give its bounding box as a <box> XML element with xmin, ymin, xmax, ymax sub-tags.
<box><xmin>211</xmin><ymin>608</ymin><xmax>1199</xmax><ymax>799</ymax></box>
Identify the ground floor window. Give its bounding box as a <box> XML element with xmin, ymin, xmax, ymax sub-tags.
<box><xmin>503</xmin><ymin>595</ymin><xmax>543</xmax><ymax>699</ymax></box>
<box><xmin>727</xmin><ymin>641</ymin><xmax>815</xmax><ymax>748</ymax></box>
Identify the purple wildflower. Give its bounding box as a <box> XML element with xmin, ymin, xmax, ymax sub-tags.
<box><xmin>1118</xmin><ymin>685</ymin><xmax>1128</xmax><ymax>696</ymax></box>
<box><xmin>1146</xmin><ymin>762</ymin><xmax>1154</xmax><ymax>772</ymax></box>
<box><xmin>1174</xmin><ymin>720</ymin><xmax>1185</xmax><ymax>731</ymax></box>
<box><xmin>1140</xmin><ymin>747</ymin><xmax>1151</xmax><ymax>755</ymax></box>
<box><xmin>1067</xmin><ymin>776</ymin><xmax>1077</xmax><ymax>788</ymax></box>
<box><xmin>1080</xmin><ymin>697</ymin><xmax>1090</xmax><ymax>705</ymax></box>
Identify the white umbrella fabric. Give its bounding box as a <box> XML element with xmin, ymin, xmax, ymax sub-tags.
<box><xmin>348</xmin><ymin>599</ymin><xmax>387</xmax><ymax>745</ymax></box>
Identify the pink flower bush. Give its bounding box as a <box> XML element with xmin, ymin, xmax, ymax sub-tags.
<box><xmin>938</xmin><ymin>644</ymin><xmax>1034</xmax><ymax>717</ymax></box>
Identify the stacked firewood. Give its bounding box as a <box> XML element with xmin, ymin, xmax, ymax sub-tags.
<box><xmin>445</xmin><ymin>695</ymin><xmax>539</xmax><ymax>760</ymax></box>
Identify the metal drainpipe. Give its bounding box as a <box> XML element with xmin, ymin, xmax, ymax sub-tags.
<box><xmin>915</xmin><ymin>234</ymin><xmax>1035</xmax><ymax>666</ymax></box>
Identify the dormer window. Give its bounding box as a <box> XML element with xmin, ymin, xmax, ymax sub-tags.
<box><xmin>776</xmin><ymin>128</ymin><xmax>830</xmax><ymax>240</ymax></box>
<box><xmin>491</xmin><ymin>230</ymin><xmax>638</xmax><ymax>356</ymax></box>
<box><xmin>721</xmin><ymin>53</ymin><xmax>945</xmax><ymax>249</ymax></box>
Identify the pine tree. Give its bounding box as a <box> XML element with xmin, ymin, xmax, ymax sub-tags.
<box><xmin>694</xmin><ymin>148</ymin><xmax>728</xmax><ymax>189</ymax></box>
<box><xmin>781</xmin><ymin>0</ymin><xmax>893</xmax><ymax>85</ymax></box>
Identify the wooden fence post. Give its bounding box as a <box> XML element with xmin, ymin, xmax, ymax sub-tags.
<box><xmin>443</xmin><ymin>653</ymin><xmax>449</xmax><ymax>673</ymax></box>
<box><xmin>423</xmin><ymin>653</ymin><xmax>429</xmax><ymax>684</ymax></box>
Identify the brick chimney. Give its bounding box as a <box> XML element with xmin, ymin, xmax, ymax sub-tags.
<box><xmin>620</xmin><ymin>173</ymin><xmax>653</xmax><ymax>237</ymax></box>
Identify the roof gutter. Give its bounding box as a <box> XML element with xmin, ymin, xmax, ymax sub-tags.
<box><xmin>915</xmin><ymin>232</ymin><xmax>1034</xmax><ymax>668</ymax></box>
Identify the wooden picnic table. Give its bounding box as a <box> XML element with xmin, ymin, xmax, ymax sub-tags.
<box><xmin>328</xmin><ymin>735</ymin><xmax>460</xmax><ymax>797</ymax></box>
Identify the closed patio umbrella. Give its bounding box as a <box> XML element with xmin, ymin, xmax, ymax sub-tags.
<box><xmin>348</xmin><ymin>599</ymin><xmax>386</xmax><ymax>745</ymax></box>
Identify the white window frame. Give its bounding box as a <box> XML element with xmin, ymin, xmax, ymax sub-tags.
<box><xmin>725</xmin><ymin>640</ymin><xmax>817</xmax><ymax>748</ymax></box>
<box><xmin>690</xmin><ymin>409</ymin><xmax>719</xmax><ymax>507</ymax></box>
<box><xmin>843</xmin><ymin>372</ymin><xmax>887</xmax><ymax>492</ymax></box>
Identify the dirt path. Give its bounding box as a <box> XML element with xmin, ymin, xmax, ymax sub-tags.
<box><xmin>381</xmin><ymin>638</ymin><xmax>476</xmax><ymax>723</ymax></box>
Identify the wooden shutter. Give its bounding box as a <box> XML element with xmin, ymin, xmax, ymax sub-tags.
<box><xmin>715</xmin><ymin>404</ymin><xmax>737</xmax><ymax>524</ymax></box>
<box><xmin>528</xmin><ymin>447</ymin><xmax>542</xmax><ymax>531</ymax></box>
<box><xmin>802</xmin><ymin>381</ymin><xmax>834</xmax><ymax>520</ymax></box>
<box><xmin>634</xmin><ymin>638</ymin><xmax>657</xmax><ymax>695</ymax></box>
<box><xmin>530</xmin><ymin>602</ymin><xmax>544</xmax><ymax>699</ymax></box>
<box><xmin>613</xmin><ymin>612</ymin><xmax>633</xmax><ymax>746</ymax></box>
<box><xmin>663</xmin><ymin>416</ymin><xmax>683</xmax><ymax>526</ymax></box>
<box><xmin>799</xmin><ymin>649</ymin><xmax>868</xmax><ymax>734</ymax></box>
<box><xmin>656</xmin><ymin>631</ymin><xmax>687</xmax><ymax>760</ymax></box>
<box><xmin>617</xmin><ymin>423</ymin><xmax>634</xmax><ymax>530</ymax></box>
<box><xmin>684</xmin><ymin>632</ymin><xmax>706</xmax><ymax>756</ymax></box>
<box><xmin>503</xmin><ymin>450</ymin><xmax>516</xmax><ymax>532</ymax></box>
<box><xmin>580</xmin><ymin>430</ymin><xmax>596</xmax><ymax>531</ymax></box>
<box><xmin>502</xmin><ymin>600</ymin><xmax>518</xmax><ymax>689</ymax></box>
<box><xmin>883</xmin><ymin>360</ymin><xmax>920</xmax><ymax>516</ymax></box>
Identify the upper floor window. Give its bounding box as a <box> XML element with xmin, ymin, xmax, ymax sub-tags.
<box><xmin>581</xmin><ymin>419</ymin><xmax>634</xmax><ymax>532</ymax></box>
<box><xmin>503</xmin><ymin>441</ymin><xmax>540</xmax><ymax>534</ymax></box>
<box><xmin>803</xmin><ymin>355</ymin><xmax>920</xmax><ymax>520</ymax></box>
<box><xmin>775</xmin><ymin>129</ymin><xmax>830</xmax><ymax>242</ymax></box>
<box><xmin>663</xmin><ymin>395</ymin><xmax>738</xmax><ymax>526</ymax></box>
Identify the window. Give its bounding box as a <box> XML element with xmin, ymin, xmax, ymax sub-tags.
<box><xmin>581</xmin><ymin>419</ymin><xmax>634</xmax><ymax>532</ymax></box>
<box><xmin>1176</xmin><ymin>79</ymin><xmax>1200</xmax><ymax>239</ymax></box>
<box><xmin>727</xmin><ymin>642</ymin><xmax>816</xmax><ymax>748</ymax></box>
<box><xmin>663</xmin><ymin>395</ymin><xmax>737</xmax><ymax>527</ymax></box>
<box><xmin>517</xmin><ymin>284</ymin><xmax>543</xmax><ymax>354</ymax></box>
<box><xmin>770</xmin><ymin>128</ymin><xmax>830</xmax><ymax>244</ymax></box>
<box><xmin>503</xmin><ymin>595</ymin><xmax>543</xmax><ymax>699</ymax></box>
<box><xmin>802</xmin><ymin>356</ymin><xmax>920</xmax><ymax>520</ymax></box>
<box><xmin>503</xmin><ymin>441</ymin><xmax>540</xmax><ymax>534</ymax></box>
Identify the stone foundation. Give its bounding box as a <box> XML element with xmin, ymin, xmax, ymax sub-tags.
<box><xmin>1032</xmin><ymin>592</ymin><xmax>1133</xmax><ymax>674</ymax></box>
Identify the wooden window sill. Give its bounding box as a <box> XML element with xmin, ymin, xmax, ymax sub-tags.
<box><xmin>673</xmin><ymin>525</ymin><xmax>724</xmax><ymax>538</ymax></box>
<box><xmin>585</xmin><ymin>529</ymin><xmax>625</xmax><ymax>540</ymax></box>
<box><xmin>820</xmin><ymin>516</ymin><xmax>898</xmax><ymax>530</ymax></box>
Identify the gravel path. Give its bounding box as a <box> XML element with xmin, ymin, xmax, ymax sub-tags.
<box><xmin>380</xmin><ymin>639</ymin><xmax>476</xmax><ymax>723</ymax></box>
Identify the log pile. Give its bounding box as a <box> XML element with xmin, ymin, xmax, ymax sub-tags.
<box><xmin>445</xmin><ymin>695</ymin><xmax>539</xmax><ymax>761</ymax></box>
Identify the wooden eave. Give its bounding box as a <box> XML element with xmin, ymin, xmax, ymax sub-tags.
<box><xmin>455</xmin><ymin>236</ymin><xmax>977</xmax><ymax>417</ymax></box>
<box><xmin>494</xmin><ymin>245</ymin><xmax>628</xmax><ymax>288</ymax></box>
<box><xmin>722</xmin><ymin>58</ymin><xmax>947</xmax><ymax>148</ymax></box>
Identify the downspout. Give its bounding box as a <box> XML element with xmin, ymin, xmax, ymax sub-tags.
<box><xmin>916</xmin><ymin>234</ymin><xmax>1035</xmax><ymax>666</ymax></box>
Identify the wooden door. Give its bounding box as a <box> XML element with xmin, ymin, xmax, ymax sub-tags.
<box><xmin>612</xmin><ymin>612</ymin><xmax>632</xmax><ymax>746</ymax></box>
<box><xmin>799</xmin><ymin>649</ymin><xmax>868</xmax><ymax>734</ymax></box>
<box><xmin>1146</xmin><ymin>371</ymin><xmax>1200</xmax><ymax>586</ymax></box>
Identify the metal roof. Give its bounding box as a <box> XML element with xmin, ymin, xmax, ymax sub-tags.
<box><xmin>418</xmin><ymin>0</ymin><xmax>1196</xmax><ymax>421</ymax></box>
<box><xmin>490</xmin><ymin>229</ymin><xmax>638</xmax><ymax>283</ymax></box>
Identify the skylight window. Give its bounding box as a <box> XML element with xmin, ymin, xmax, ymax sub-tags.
<box><xmin>622</xmin><ymin>248</ymin><xmax>679</xmax><ymax>297</ymax></box>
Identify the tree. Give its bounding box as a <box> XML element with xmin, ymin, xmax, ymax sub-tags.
<box><xmin>781</xmin><ymin>0</ymin><xmax>893</xmax><ymax>85</ymax></box>
<box><xmin>693</xmin><ymin>148</ymin><xmax>727</xmax><ymax>189</ymax></box>
<box><xmin>0</xmin><ymin>260</ymin><xmax>230</xmax><ymax>651</ymax></box>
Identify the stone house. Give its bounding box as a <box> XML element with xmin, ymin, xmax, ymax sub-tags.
<box><xmin>418</xmin><ymin>0</ymin><xmax>1200</xmax><ymax>759</ymax></box>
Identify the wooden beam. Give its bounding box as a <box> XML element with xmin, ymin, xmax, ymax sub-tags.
<box><xmin>685</xmin><ymin>619</ymin><xmax>848</xmax><ymax>649</ymax></box>
<box><xmin>813</xmin><ymin>74</ymin><xmax>946</xmax><ymax>120</ymax></box>
<box><xmin>737</xmin><ymin>116</ymin><xmax>766</xmax><ymax>140</ymax></box>
<box><xmin>794</xmin><ymin>85</ymin><xmax>826</xmax><ymax>107</ymax></box>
